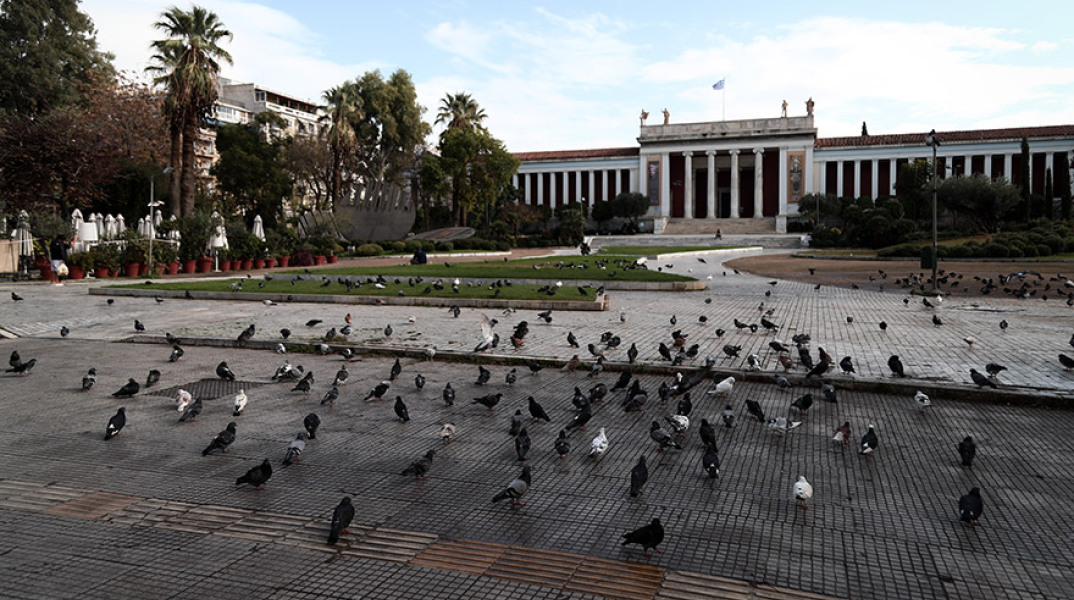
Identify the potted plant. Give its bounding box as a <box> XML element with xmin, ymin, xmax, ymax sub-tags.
<box><xmin>119</xmin><ymin>236</ymin><xmax>148</xmax><ymax>278</ymax></box>
<box><xmin>66</xmin><ymin>251</ymin><xmax>93</xmax><ymax>280</ymax></box>
<box><xmin>218</xmin><ymin>247</ymin><xmax>232</xmax><ymax>272</ymax></box>
<box><xmin>153</xmin><ymin>240</ymin><xmax>180</xmax><ymax>275</ymax></box>
<box><xmin>176</xmin><ymin>212</ymin><xmax>213</xmax><ymax>273</ymax></box>
<box><xmin>88</xmin><ymin>244</ymin><xmax>119</xmax><ymax>278</ymax></box>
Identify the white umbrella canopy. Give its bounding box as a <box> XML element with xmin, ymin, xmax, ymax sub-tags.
<box><xmin>136</xmin><ymin>217</ymin><xmax>147</xmax><ymax>237</ymax></box>
<box><xmin>70</xmin><ymin>209</ymin><xmax>85</xmax><ymax>252</ymax></box>
<box><xmin>153</xmin><ymin>209</ymin><xmax>163</xmax><ymax>227</ymax></box>
<box><xmin>116</xmin><ymin>214</ymin><xmax>126</xmax><ymax>234</ymax></box>
<box><xmin>92</xmin><ymin>213</ymin><xmax>104</xmax><ymax>240</ymax></box>
<box><xmin>104</xmin><ymin>215</ymin><xmax>117</xmax><ymax>239</ymax></box>
<box><xmin>251</xmin><ymin>215</ymin><xmax>266</xmax><ymax>241</ymax></box>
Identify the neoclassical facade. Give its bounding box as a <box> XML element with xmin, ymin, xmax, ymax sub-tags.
<box><xmin>513</xmin><ymin>111</ymin><xmax>1074</xmax><ymax>233</ymax></box>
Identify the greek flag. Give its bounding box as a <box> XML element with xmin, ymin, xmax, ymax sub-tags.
<box><xmin>712</xmin><ymin>79</ymin><xmax>725</xmax><ymax>91</ymax></box>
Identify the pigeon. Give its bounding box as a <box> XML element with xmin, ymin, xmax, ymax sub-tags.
<box><xmin>11</xmin><ymin>292</ymin><xmax>23</xmax><ymax>301</ymax></box>
<box><xmin>203</xmin><ymin>422</ymin><xmax>237</xmax><ymax>456</ymax></box>
<box><xmin>711</xmin><ymin>376</ymin><xmax>735</xmax><ymax>397</ymax></box>
<box><xmin>505</xmin><ymin>368</ymin><xmax>517</xmax><ymax>386</ymax></box>
<box><xmin>746</xmin><ymin>354</ymin><xmax>760</xmax><ymax>371</ymax></box>
<box><xmin>860</xmin><ymin>425</ymin><xmax>879</xmax><ymax>455</ymax></box>
<box><xmin>699</xmin><ymin>418</ymin><xmax>718</xmax><ymax>449</ymax></box>
<box><xmin>81</xmin><ymin>368</ymin><xmax>97</xmax><ymax>391</ymax></box>
<box><xmin>474</xmin><ymin>315</ymin><xmax>496</xmax><ymax>352</ymax></box>
<box><xmin>415</xmin><ymin>373</ymin><xmax>426</xmax><ymax>389</ymax></box>
<box><xmin>237</xmin><ymin>324</ymin><xmax>255</xmax><ymax>344</ymax></box>
<box><xmin>401</xmin><ymin>450</ymin><xmax>435</xmax><ymax>480</ymax></box>
<box><xmin>721</xmin><ymin>405</ymin><xmax>735</xmax><ymax>428</ymax></box>
<box><xmin>179</xmin><ymin>398</ymin><xmax>203</xmax><ymax>422</ymax></box>
<box><xmin>303</xmin><ymin>413</ymin><xmax>321</xmax><ymax>439</ymax></box>
<box><xmin>970</xmin><ymin>369</ymin><xmax>997</xmax><ymax>389</ymax></box>
<box><xmin>389</xmin><ymin>359</ymin><xmax>402</xmax><ymax>381</ymax></box>
<box><xmin>491</xmin><ymin>466</ymin><xmax>531</xmax><ymax>507</ymax></box>
<box><xmin>832</xmin><ymin>422</ymin><xmax>852</xmax><ymax>447</ymax></box>
<box><xmin>767</xmin><ymin>417</ymin><xmax>803</xmax><ymax>436</ymax></box>
<box><xmin>839</xmin><ymin>356</ymin><xmax>855</xmax><ymax>375</ymax></box>
<box><xmin>589</xmin><ymin>427</ymin><xmax>609</xmax><ymax>461</ymax></box>
<box><xmin>327</xmin><ymin>497</ymin><xmax>354</xmax><ymax>545</ymax></box>
<box><xmin>393</xmin><ymin>397</ymin><xmax>410</xmax><ymax>422</ymax></box>
<box><xmin>888</xmin><ymin>355</ymin><xmax>906</xmax><ymax>378</ymax></box>
<box><xmin>111</xmin><ymin>378</ymin><xmax>140</xmax><ymax>398</ymax></box>
<box><xmin>566</xmin><ymin>403</ymin><xmax>593</xmax><ymax>432</ymax></box>
<box><xmin>629</xmin><ymin>456</ymin><xmax>648</xmax><ymax>497</ymax></box>
<box><xmin>235</xmin><ymin>459</ymin><xmax>273</xmax><ymax>490</ymax></box>
<box><xmin>216</xmin><ymin>361</ymin><xmax>236</xmax><ymax>381</ymax></box>
<box><xmin>649</xmin><ymin>421</ymin><xmax>682</xmax><ymax>451</ymax></box>
<box><xmin>320</xmin><ymin>385</ymin><xmax>339</xmax><ymax>407</ymax></box>
<box><xmin>134</xmin><ymin>319</ymin><xmax>145</xmax><ymax>333</ymax></box>
<box><xmin>612</xmin><ymin>371</ymin><xmax>632</xmax><ymax>393</ymax></box>
<box><xmin>142</xmin><ymin>369</ymin><xmax>160</xmax><ymax>388</ymax></box>
<box><xmin>554</xmin><ymin>430</ymin><xmax>570</xmax><ymax>458</ymax></box>
<box><xmin>514</xmin><ymin>428</ymin><xmax>531</xmax><ymax>461</ymax></box>
<box><xmin>745</xmin><ymin>399</ymin><xmax>766</xmax><ymax>422</ymax></box>
<box><xmin>292</xmin><ymin>373</ymin><xmax>314</xmax><ymax>395</ymax></box>
<box><xmin>473</xmin><ymin>392</ymin><xmax>502</xmax><ymax>412</ymax></box>
<box><xmin>1061</xmin><ymin>354</ymin><xmax>1074</xmax><ymax>370</ymax></box>
<box><xmin>104</xmin><ymin>407</ymin><xmax>126</xmax><ymax>440</ymax></box>
<box><xmin>509</xmin><ymin>410</ymin><xmax>524</xmax><ymax>437</ymax></box>
<box><xmin>169</xmin><ymin>345</ymin><xmax>184</xmax><ymax>362</ymax></box>
<box><xmin>440</xmin><ymin>423</ymin><xmax>456</xmax><ymax>444</ymax></box>
<box><xmin>60</xmin><ymin>326</ymin><xmax>69</xmax><ymax>338</ymax></box>
<box><xmin>384</xmin><ymin>324</ymin><xmax>393</xmax><ymax>339</ymax></box>
<box><xmin>176</xmin><ymin>389</ymin><xmax>192</xmax><ymax>412</ymax></box>
<box><xmin>775</xmin><ymin>375</ymin><xmax>793</xmax><ymax>390</ymax></box>
<box><xmin>958</xmin><ymin>487</ymin><xmax>983</xmax><ymax>526</ymax></box>
<box><xmin>165</xmin><ymin>332</ymin><xmax>182</xmax><ymax>344</ymax></box>
<box><xmin>621</xmin><ymin>519</ymin><xmax>664</xmax><ymax>557</ymax></box>
<box><xmin>957</xmin><ymin>436</ymin><xmax>977</xmax><ymax>467</ymax></box>
<box><xmin>6</xmin><ymin>358</ymin><xmax>35</xmax><ymax>375</ymax></box>
<box><xmin>305</xmin><ymin>319</ymin><xmax>322</xmax><ymax>328</ymax></box>
<box><xmin>998</xmin><ymin>320</ymin><xmax>1008</xmax><ymax>332</ymax></box>
<box><xmin>985</xmin><ymin>363</ymin><xmax>1007</xmax><ymax>378</ymax></box>
<box><xmin>627</xmin><ymin>343</ymin><xmax>638</xmax><ymax>363</ymax></box>
<box><xmin>879</xmin><ymin>321</ymin><xmax>887</xmax><ymax>332</ymax></box>
<box><xmin>793</xmin><ymin>476</ymin><xmax>813</xmax><ymax>509</ymax></box>
<box><xmin>280</xmin><ymin>328</ymin><xmax>292</xmax><ymax>339</ymax></box>
<box><xmin>790</xmin><ymin>393</ymin><xmax>813</xmax><ymax>415</ymax></box>
<box><xmin>821</xmin><ymin>383</ymin><xmax>837</xmax><ymax>403</ymax></box>
<box><xmin>363</xmin><ymin>381</ymin><xmax>391</xmax><ymax>402</ymax></box>
<box><xmin>805</xmin><ymin>359</ymin><xmax>830</xmax><ymax>379</ymax></box>
<box><xmin>475</xmin><ymin>366</ymin><xmax>491</xmax><ymax>386</ymax></box>
<box><xmin>442</xmin><ymin>383</ymin><xmax>455</xmax><ymax>406</ymax></box>
<box><xmin>664</xmin><ymin>414</ymin><xmax>689</xmax><ymax>434</ymax></box>
<box><xmin>702</xmin><ymin>444</ymin><xmax>720</xmax><ymax>478</ymax></box>
<box><xmin>527</xmin><ymin>396</ymin><xmax>551</xmax><ymax>422</ymax></box>
<box><xmin>722</xmin><ymin>344</ymin><xmax>742</xmax><ymax>358</ymax></box>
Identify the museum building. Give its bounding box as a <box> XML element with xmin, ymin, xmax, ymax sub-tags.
<box><xmin>512</xmin><ymin>104</ymin><xmax>1074</xmax><ymax>234</ymax></box>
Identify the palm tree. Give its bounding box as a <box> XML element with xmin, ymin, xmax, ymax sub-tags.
<box><xmin>435</xmin><ymin>92</ymin><xmax>487</xmax><ymax>132</ymax></box>
<box><xmin>146</xmin><ymin>6</ymin><xmax>232</xmax><ymax>217</ymax></box>
<box><xmin>319</xmin><ymin>83</ymin><xmax>360</xmax><ymax>207</ymax></box>
<box><xmin>146</xmin><ymin>43</ymin><xmax>185</xmax><ymax>218</ymax></box>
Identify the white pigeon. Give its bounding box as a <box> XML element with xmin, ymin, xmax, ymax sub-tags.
<box><xmin>474</xmin><ymin>315</ymin><xmax>495</xmax><ymax>352</ymax></box>
<box><xmin>262</xmin><ymin>299</ymin><xmax>274</xmax><ymax>306</ymax></box>
<box><xmin>793</xmin><ymin>476</ymin><xmax>813</xmax><ymax>509</ymax></box>
<box><xmin>746</xmin><ymin>354</ymin><xmax>760</xmax><ymax>371</ymax></box>
<box><xmin>232</xmin><ymin>389</ymin><xmax>248</xmax><ymax>416</ymax></box>
<box><xmin>619</xmin><ymin>311</ymin><xmax>627</xmax><ymax>323</ymax></box>
<box><xmin>275</xmin><ymin>343</ymin><xmax>286</xmax><ymax>354</ymax></box>
<box><xmin>963</xmin><ymin>336</ymin><xmax>975</xmax><ymax>347</ymax></box>
<box><xmin>832</xmin><ymin>429</ymin><xmax>846</xmax><ymax>446</ymax></box>
<box><xmin>425</xmin><ymin>346</ymin><xmax>436</xmax><ymax>360</ymax></box>
<box><xmin>440</xmin><ymin>423</ymin><xmax>456</xmax><ymax>444</ymax></box>
<box><xmin>408</xmin><ymin>316</ymin><xmax>417</xmax><ymax>324</ymax></box>
<box><xmin>768</xmin><ymin>417</ymin><xmax>803</xmax><ymax>436</ymax></box>
<box><xmin>589</xmin><ymin>427</ymin><xmax>609</xmax><ymax>461</ymax></box>
<box><xmin>710</xmin><ymin>376</ymin><xmax>735</xmax><ymax>397</ymax></box>
<box><xmin>914</xmin><ymin>390</ymin><xmax>932</xmax><ymax>412</ymax></box>
<box><xmin>374</xmin><ymin>283</ymin><xmax>386</xmax><ymax>289</ymax></box>
<box><xmin>665</xmin><ymin>414</ymin><xmax>689</xmax><ymax>433</ymax></box>
<box><xmin>316</xmin><ymin>343</ymin><xmax>331</xmax><ymax>355</ymax></box>
<box><xmin>176</xmin><ymin>389</ymin><xmax>192</xmax><ymax>412</ymax></box>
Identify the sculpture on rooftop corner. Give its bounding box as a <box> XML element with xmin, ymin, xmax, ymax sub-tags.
<box><xmin>781</xmin><ymin>100</ymin><xmax>788</xmax><ymax>118</ymax></box>
<box><xmin>806</xmin><ymin>97</ymin><xmax>815</xmax><ymax>116</ymax></box>
<box><xmin>640</xmin><ymin>110</ymin><xmax>649</xmax><ymax>126</ymax></box>
<box><xmin>662</xmin><ymin>108</ymin><xmax>670</xmax><ymax>125</ymax></box>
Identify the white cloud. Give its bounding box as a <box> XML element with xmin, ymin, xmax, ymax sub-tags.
<box><xmin>1031</xmin><ymin>41</ymin><xmax>1059</xmax><ymax>53</ymax></box>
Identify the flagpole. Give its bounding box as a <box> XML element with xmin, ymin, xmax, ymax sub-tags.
<box><xmin>722</xmin><ymin>81</ymin><xmax>726</xmax><ymax>121</ymax></box>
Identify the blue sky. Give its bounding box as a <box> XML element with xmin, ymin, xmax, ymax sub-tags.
<box><xmin>83</xmin><ymin>1</ymin><xmax>1074</xmax><ymax>151</ymax></box>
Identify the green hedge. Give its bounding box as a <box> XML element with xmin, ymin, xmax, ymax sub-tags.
<box><xmin>354</xmin><ymin>243</ymin><xmax>384</xmax><ymax>257</ymax></box>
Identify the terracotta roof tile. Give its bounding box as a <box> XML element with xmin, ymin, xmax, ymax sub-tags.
<box><xmin>817</xmin><ymin>125</ymin><xmax>1074</xmax><ymax>148</ymax></box>
<box><xmin>513</xmin><ymin>147</ymin><xmax>639</xmax><ymax>161</ymax></box>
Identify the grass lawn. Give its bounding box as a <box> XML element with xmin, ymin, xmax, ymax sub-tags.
<box><xmin>113</xmin><ymin>277</ymin><xmax>604</xmax><ymax>301</ymax></box>
<box><xmin>599</xmin><ymin>245</ymin><xmax>742</xmax><ymax>256</ymax></box>
<box><xmin>281</xmin><ymin>255</ymin><xmax>693</xmax><ymax>282</ymax></box>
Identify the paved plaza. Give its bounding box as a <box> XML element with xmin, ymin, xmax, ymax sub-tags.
<box><xmin>1</xmin><ymin>249</ymin><xmax>1072</xmax><ymax>599</ymax></box>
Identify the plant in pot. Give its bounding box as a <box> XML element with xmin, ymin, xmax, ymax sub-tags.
<box><xmin>65</xmin><ymin>251</ymin><xmax>93</xmax><ymax>279</ymax></box>
<box><xmin>267</xmin><ymin>226</ymin><xmax>296</xmax><ymax>268</ymax></box>
<box><xmin>119</xmin><ymin>234</ymin><xmax>148</xmax><ymax>277</ymax></box>
<box><xmin>153</xmin><ymin>240</ymin><xmax>180</xmax><ymax>275</ymax></box>
<box><xmin>89</xmin><ymin>243</ymin><xmax>119</xmax><ymax>278</ymax></box>
<box><xmin>176</xmin><ymin>212</ymin><xmax>213</xmax><ymax>273</ymax></box>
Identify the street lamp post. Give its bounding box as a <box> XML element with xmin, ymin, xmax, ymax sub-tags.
<box><xmin>147</xmin><ymin>167</ymin><xmax>173</xmax><ymax>275</ymax></box>
<box><xmin>925</xmin><ymin>129</ymin><xmax>940</xmax><ymax>293</ymax></box>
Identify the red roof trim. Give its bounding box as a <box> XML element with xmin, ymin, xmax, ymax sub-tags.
<box><xmin>513</xmin><ymin>147</ymin><xmax>639</xmax><ymax>161</ymax></box>
<box><xmin>817</xmin><ymin>124</ymin><xmax>1074</xmax><ymax>148</ymax></box>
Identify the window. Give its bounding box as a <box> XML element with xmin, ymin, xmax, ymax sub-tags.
<box><xmin>255</xmin><ymin>91</ymin><xmax>266</xmax><ymax>103</ymax></box>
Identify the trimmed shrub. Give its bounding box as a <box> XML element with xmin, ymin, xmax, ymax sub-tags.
<box><xmin>1035</xmin><ymin>244</ymin><xmax>1052</xmax><ymax>257</ymax></box>
<box><xmin>946</xmin><ymin>244</ymin><xmax>972</xmax><ymax>258</ymax></box>
<box><xmin>404</xmin><ymin>240</ymin><xmax>422</xmax><ymax>253</ymax></box>
<box><xmin>355</xmin><ymin>244</ymin><xmax>384</xmax><ymax>257</ymax></box>
<box><xmin>389</xmin><ymin>241</ymin><xmax>406</xmax><ymax>253</ymax></box>
<box><xmin>436</xmin><ymin>241</ymin><xmax>454</xmax><ymax>252</ymax></box>
<box><xmin>984</xmin><ymin>243</ymin><xmax>1009</xmax><ymax>258</ymax></box>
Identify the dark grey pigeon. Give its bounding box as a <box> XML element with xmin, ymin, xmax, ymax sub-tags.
<box><xmin>105</xmin><ymin>407</ymin><xmax>126</xmax><ymax>440</ymax></box>
<box><xmin>400</xmin><ymin>449</ymin><xmax>435</xmax><ymax>480</ymax></box>
<box><xmin>702</xmin><ymin>444</ymin><xmax>720</xmax><ymax>478</ymax></box>
<box><xmin>629</xmin><ymin>456</ymin><xmax>648</xmax><ymax>497</ymax></box>
<box><xmin>179</xmin><ymin>398</ymin><xmax>203</xmax><ymax>422</ymax></box>
<box><xmin>235</xmin><ymin>459</ymin><xmax>273</xmax><ymax>489</ymax></box>
<box><xmin>527</xmin><ymin>396</ymin><xmax>550</xmax><ymax>422</ymax></box>
<box><xmin>111</xmin><ymin>378</ymin><xmax>140</xmax><ymax>398</ymax></box>
<box><xmin>303</xmin><ymin>413</ymin><xmax>320</xmax><ymax>439</ymax></box>
<box><xmin>699</xmin><ymin>418</ymin><xmax>717</xmax><ymax>448</ymax></box>
<box><xmin>621</xmin><ymin>518</ymin><xmax>664</xmax><ymax>557</ymax></box>
<box><xmin>216</xmin><ymin>361</ymin><xmax>236</xmax><ymax>381</ymax></box>
<box><xmin>282</xmin><ymin>432</ymin><xmax>308</xmax><ymax>466</ymax></box>
<box><xmin>327</xmin><ymin>497</ymin><xmax>354</xmax><ymax>545</ymax></box>
<box><xmin>958</xmin><ymin>487</ymin><xmax>983</xmax><ymax>526</ymax></box>
<box><xmin>82</xmin><ymin>368</ymin><xmax>97</xmax><ymax>391</ymax></box>
<box><xmin>442</xmin><ymin>383</ymin><xmax>455</xmax><ymax>406</ymax></box>
<box><xmin>491</xmin><ymin>466</ymin><xmax>531</xmax><ymax>507</ymax></box>
<box><xmin>970</xmin><ymin>368</ymin><xmax>997</xmax><ymax>389</ymax></box>
<box><xmin>202</xmin><ymin>422</ymin><xmax>237</xmax><ymax>456</ymax></box>
<box><xmin>514</xmin><ymin>428</ymin><xmax>531</xmax><ymax>461</ymax></box>
<box><xmin>393</xmin><ymin>396</ymin><xmax>410</xmax><ymax>422</ymax></box>
<box><xmin>958</xmin><ymin>436</ymin><xmax>976</xmax><ymax>468</ymax></box>
<box><xmin>649</xmin><ymin>421</ymin><xmax>681</xmax><ymax>451</ymax></box>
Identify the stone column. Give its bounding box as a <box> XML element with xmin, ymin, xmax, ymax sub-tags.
<box><xmin>753</xmin><ymin>148</ymin><xmax>764</xmax><ymax>218</ymax></box>
<box><xmin>730</xmin><ymin>150</ymin><xmax>741</xmax><ymax>218</ymax></box>
<box><xmin>870</xmin><ymin>159</ymin><xmax>879</xmax><ymax>199</ymax></box>
<box><xmin>536</xmin><ymin>172</ymin><xmax>544</xmax><ymax>206</ymax></box>
<box><xmin>889</xmin><ymin>159</ymin><xmax>897</xmax><ymax>194</ymax></box>
<box><xmin>575</xmin><ymin>171</ymin><xmax>583</xmax><ymax>204</ymax></box>
<box><xmin>683</xmin><ymin>151</ymin><xmax>694</xmax><ymax>219</ymax></box>
<box><xmin>836</xmin><ymin>160</ymin><xmax>844</xmax><ymax>198</ymax></box>
<box><xmin>549</xmin><ymin>171</ymin><xmax>558</xmax><ymax>207</ymax></box>
<box><xmin>706</xmin><ymin>150</ymin><xmax>716</xmax><ymax>219</ymax></box>
<box><xmin>629</xmin><ymin>167</ymin><xmax>638</xmax><ymax>193</ymax></box>
<box><xmin>778</xmin><ymin>147</ymin><xmax>788</xmax><ymax>216</ymax></box>
<box><xmin>660</xmin><ymin>153</ymin><xmax>671</xmax><ymax>217</ymax></box>
<box><xmin>1004</xmin><ymin>154</ymin><xmax>1013</xmax><ymax>182</ymax></box>
<box><xmin>588</xmin><ymin>170</ymin><xmax>596</xmax><ymax>205</ymax></box>
<box><xmin>601</xmin><ymin>170</ymin><xmax>609</xmax><ymax>203</ymax></box>
<box><xmin>984</xmin><ymin>155</ymin><xmax>992</xmax><ymax>180</ymax></box>
<box><xmin>817</xmin><ymin>161</ymin><xmax>826</xmax><ymax>194</ymax></box>
<box><xmin>1046</xmin><ymin>152</ymin><xmax>1055</xmax><ymax>193</ymax></box>
<box><xmin>804</xmin><ymin>145</ymin><xmax>815</xmax><ymax>196</ymax></box>
<box><xmin>853</xmin><ymin>160</ymin><xmax>862</xmax><ymax>198</ymax></box>
<box><xmin>512</xmin><ymin>173</ymin><xmax>519</xmax><ymax>190</ymax></box>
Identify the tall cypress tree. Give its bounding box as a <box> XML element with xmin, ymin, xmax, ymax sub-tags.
<box><xmin>1019</xmin><ymin>137</ymin><xmax>1031</xmax><ymax>220</ymax></box>
<box><xmin>0</xmin><ymin>0</ymin><xmax>113</xmax><ymax>116</ymax></box>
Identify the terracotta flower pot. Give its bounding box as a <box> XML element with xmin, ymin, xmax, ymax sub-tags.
<box><xmin>138</xmin><ymin>263</ymin><xmax>149</xmax><ymax>276</ymax></box>
<box><xmin>182</xmin><ymin>259</ymin><xmax>197</xmax><ymax>274</ymax></box>
<box><xmin>68</xmin><ymin>266</ymin><xmax>84</xmax><ymax>280</ymax></box>
<box><xmin>238</xmin><ymin>258</ymin><xmax>251</xmax><ymax>270</ymax></box>
<box><xmin>196</xmin><ymin>257</ymin><xmax>213</xmax><ymax>273</ymax></box>
<box><xmin>314</xmin><ymin>255</ymin><xmax>326</xmax><ymax>265</ymax></box>
<box><xmin>277</xmin><ymin>256</ymin><xmax>290</xmax><ymax>267</ymax></box>
<box><xmin>166</xmin><ymin>261</ymin><xmax>179</xmax><ymax>275</ymax></box>
<box><xmin>220</xmin><ymin>259</ymin><xmax>231</xmax><ymax>272</ymax></box>
<box><xmin>327</xmin><ymin>255</ymin><xmax>338</xmax><ymax>264</ymax></box>
<box><xmin>263</xmin><ymin>257</ymin><xmax>276</xmax><ymax>269</ymax></box>
<box><xmin>124</xmin><ymin>263</ymin><xmax>141</xmax><ymax>278</ymax></box>
<box><xmin>94</xmin><ymin>267</ymin><xmax>110</xmax><ymax>279</ymax></box>
<box><xmin>253</xmin><ymin>258</ymin><xmax>265</xmax><ymax>269</ymax></box>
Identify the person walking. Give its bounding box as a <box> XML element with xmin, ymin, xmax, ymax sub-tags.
<box><xmin>49</xmin><ymin>234</ymin><xmax>73</xmax><ymax>285</ymax></box>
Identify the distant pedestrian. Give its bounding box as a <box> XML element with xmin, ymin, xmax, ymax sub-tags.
<box><xmin>49</xmin><ymin>234</ymin><xmax>73</xmax><ymax>285</ymax></box>
<box><xmin>410</xmin><ymin>247</ymin><xmax>427</xmax><ymax>265</ymax></box>
<box><xmin>714</xmin><ymin>229</ymin><xmax>722</xmax><ymax>240</ymax></box>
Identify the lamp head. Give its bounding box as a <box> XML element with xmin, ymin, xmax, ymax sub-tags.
<box><xmin>925</xmin><ymin>129</ymin><xmax>940</xmax><ymax>148</ymax></box>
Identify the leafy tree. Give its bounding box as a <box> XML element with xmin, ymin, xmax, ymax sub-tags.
<box><xmin>612</xmin><ymin>192</ymin><xmax>651</xmax><ymax>223</ymax></box>
<box><xmin>1058</xmin><ymin>152</ymin><xmax>1071</xmax><ymax>221</ymax></box>
<box><xmin>0</xmin><ymin>0</ymin><xmax>114</xmax><ymax>117</ymax></box>
<box><xmin>147</xmin><ymin>5</ymin><xmax>232</xmax><ymax>218</ymax></box>
<box><xmin>591</xmin><ymin>199</ymin><xmax>616</xmax><ymax>224</ymax></box>
<box><xmin>211</xmin><ymin>121</ymin><xmax>291</xmax><ymax>229</ymax></box>
<box><xmin>438</xmin><ymin>127</ymin><xmax>519</xmax><ymax>226</ymax></box>
<box><xmin>938</xmin><ymin>174</ymin><xmax>1020</xmax><ymax>233</ymax></box>
<box><xmin>796</xmin><ymin>193</ymin><xmax>843</xmax><ymax>228</ymax></box>
<box><xmin>892</xmin><ymin>159</ymin><xmax>934</xmax><ymax>221</ymax></box>
<box><xmin>435</xmin><ymin>92</ymin><xmax>487</xmax><ymax>133</ymax></box>
<box><xmin>349</xmin><ymin>69</ymin><xmax>430</xmax><ymax>188</ymax></box>
<box><xmin>282</xmin><ymin>133</ymin><xmax>332</xmax><ymax>210</ymax></box>
<box><xmin>318</xmin><ymin>83</ymin><xmax>358</xmax><ymax>207</ymax></box>
<box><xmin>1019</xmin><ymin>137</ymin><xmax>1031</xmax><ymax>220</ymax></box>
